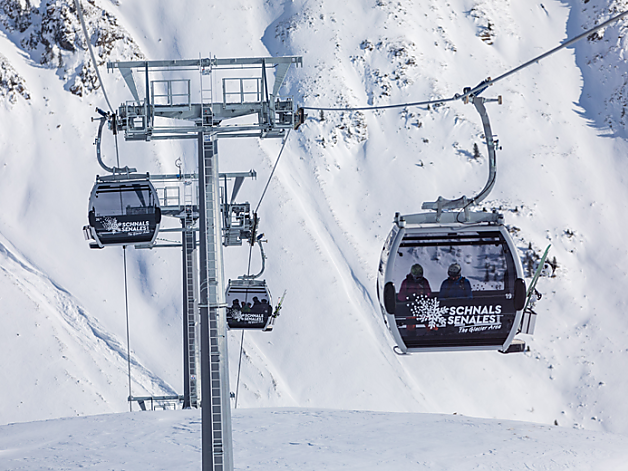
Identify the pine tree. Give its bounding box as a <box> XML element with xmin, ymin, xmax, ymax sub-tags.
<box><xmin>526</xmin><ymin>256</ymin><xmax>534</xmax><ymax>278</ymax></box>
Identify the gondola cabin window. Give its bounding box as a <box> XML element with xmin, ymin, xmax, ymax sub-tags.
<box><xmin>92</xmin><ymin>185</ymin><xmax>157</xmax><ymax>217</ymax></box>
<box><xmin>395</xmin><ymin>232</ymin><xmax>514</xmax><ymax>300</ymax></box>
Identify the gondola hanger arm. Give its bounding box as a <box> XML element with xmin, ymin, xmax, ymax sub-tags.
<box><xmin>239</xmin><ymin>237</ymin><xmax>267</xmax><ymax>280</ymax></box>
<box><xmin>420</xmin><ymin>95</ymin><xmax>499</xmax><ymax>218</ymax></box>
<box><xmin>92</xmin><ymin>109</ymin><xmax>136</xmax><ymax>175</ymax></box>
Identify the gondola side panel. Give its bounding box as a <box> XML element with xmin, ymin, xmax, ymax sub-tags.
<box><xmin>391</xmin><ymin>227</ymin><xmax>519</xmax><ymax>351</ymax></box>
<box><xmin>88</xmin><ymin>180</ymin><xmax>161</xmax><ymax>247</ymax></box>
<box><xmin>382</xmin><ymin>226</ymin><xmax>408</xmax><ymax>351</ymax></box>
<box><xmin>92</xmin><ymin>212</ymin><xmax>159</xmax><ymax>245</ymax></box>
<box><xmin>377</xmin><ymin>225</ymin><xmax>400</xmax><ymax>317</ymax></box>
<box><xmin>226</xmin><ymin>281</ymin><xmax>272</xmax><ymax>329</ymax></box>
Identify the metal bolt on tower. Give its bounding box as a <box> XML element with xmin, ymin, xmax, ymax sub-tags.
<box><xmin>107</xmin><ymin>56</ymin><xmax>303</xmax><ymax>471</ymax></box>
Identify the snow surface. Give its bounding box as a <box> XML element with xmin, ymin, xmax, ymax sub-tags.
<box><xmin>2</xmin><ymin>409</ymin><xmax>628</xmax><ymax>470</ymax></box>
<box><xmin>2</xmin><ymin>0</ymin><xmax>628</xmax><ymax>467</ymax></box>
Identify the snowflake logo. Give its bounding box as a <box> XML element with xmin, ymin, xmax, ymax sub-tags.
<box><xmin>229</xmin><ymin>308</ymin><xmax>243</xmax><ymax>321</ymax></box>
<box><xmin>407</xmin><ymin>295</ymin><xmax>448</xmax><ymax>330</ymax></box>
<box><xmin>101</xmin><ymin>217</ymin><xmax>121</xmax><ymax>233</ymax></box>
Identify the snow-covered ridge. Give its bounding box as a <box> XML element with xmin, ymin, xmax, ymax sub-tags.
<box><xmin>0</xmin><ymin>0</ymin><xmax>143</xmax><ymax>96</ymax></box>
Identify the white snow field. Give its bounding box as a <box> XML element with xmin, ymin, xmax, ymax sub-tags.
<box><xmin>2</xmin><ymin>0</ymin><xmax>628</xmax><ymax>468</ymax></box>
<box><xmin>2</xmin><ymin>409</ymin><xmax>628</xmax><ymax>471</ymax></box>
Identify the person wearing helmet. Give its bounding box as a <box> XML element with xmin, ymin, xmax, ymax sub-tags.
<box><xmin>398</xmin><ymin>263</ymin><xmax>432</xmax><ymax>301</ymax></box>
<box><xmin>439</xmin><ymin>263</ymin><xmax>473</xmax><ymax>299</ymax></box>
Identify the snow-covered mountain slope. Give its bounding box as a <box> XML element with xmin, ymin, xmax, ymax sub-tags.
<box><xmin>1</xmin><ymin>0</ymin><xmax>628</xmax><ymax>439</ymax></box>
<box><xmin>0</xmin><ymin>232</ymin><xmax>173</xmax><ymax>423</ymax></box>
<box><xmin>2</xmin><ymin>409</ymin><xmax>628</xmax><ymax>470</ymax></box>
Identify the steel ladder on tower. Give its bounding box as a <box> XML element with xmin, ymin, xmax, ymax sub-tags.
<box><xmin>183</xmin><ymin>179</ymin><xmax>199</xmax><ymax>408</ymax></box>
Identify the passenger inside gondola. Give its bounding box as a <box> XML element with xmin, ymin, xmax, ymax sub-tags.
<box><xmin>397</xmin><ymin>263</ymin><xmax>432</xmax><ymax>301</ymax></box>
<box><xmin>260</xmin><ymin>298</ymin><xmax>271</xmax><ymax>315</ymax></box>
<box><xmin>225</xmin><ymin>279</ymin><xmax>275</xmax><ymax>329</ymax></box>
<box><xmin>438</xmin><ymin>263</ymin><xmax>473</xmax><ymax>299</ymax></box>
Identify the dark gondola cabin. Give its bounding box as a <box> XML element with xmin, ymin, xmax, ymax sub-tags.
<box><xmin>378</xmin><ymin>218</ymin><xmax>527</xmax><ymax>353</ymax></box>
<box><xmin>226</xmin><ymin>279</ymin><xmax>273</xmax><ymax>330</ymax></box>
<box><xmin>84</xmin><ymin>175</ymin><xmax>161</xmax><ymax>248</ymax></box>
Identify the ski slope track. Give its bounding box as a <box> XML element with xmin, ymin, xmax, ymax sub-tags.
<box><xmin>1</xmin><ymin>0</ymin><xmax>628</xmax><ymax>465</ymax></box>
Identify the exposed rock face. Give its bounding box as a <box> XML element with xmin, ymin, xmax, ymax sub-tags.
<box><xmin>0</xmin><ymin>53</ymin><xmax>30</xmax><ymax>103</ymax></box>
<box><xmin>0</xmin><ymin>0</ymin><xmax>35</xmax><ymax>33</ymax></box>
<box><xmin>0</xmin><ymin>0</ymin><xmax>144</xmax><ymax>97</ymax></box>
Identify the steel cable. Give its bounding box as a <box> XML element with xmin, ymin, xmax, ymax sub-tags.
<box><xmin>302</xmin><ymin>10</ymin><xmax>628</xmax><ymax>113</ymax></box>
<box><xmin>74</xmin><ymin>0</ymin><xmax>115</xmax><ymax>114</ymax></box>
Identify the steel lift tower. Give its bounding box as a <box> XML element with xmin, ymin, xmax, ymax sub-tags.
<box><xmin>107</xmin><ymin>56</ymin><xmax>303</xmax><ymax>471</ymax></box>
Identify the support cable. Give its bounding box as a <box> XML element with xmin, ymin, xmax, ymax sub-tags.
<box><xmin>76</xmin><ymin>0</ymin><xmax>131</xmax><ymax>177</ymax></box>
<box><xmin>123</xmin><ymin>246</ymin><xmax>133</xmax><ymax>412</ymax></box>
<box><xmin>234</xmin><ymin>330</ymin><xmax>245</xmax><ymax>409</ymax></box>
<box><xmin>114</xmin><ymin>125</ymin><xmax>121</xmax><ymax>169</ymax></box>
<box><xmin>301</xmin><ymin>9</ymin><xmax>628</xmax><ymax>112</ymax></box>
<box><xmin>302</xmin><ymin>96</ymin><xmax>456</xmax><ymax>112</ymax></box>
<box><xmin>78</xmin><ymin>2</ymin><xmax>133</xmax><ymax>410</ymax></box>
<box><xmin>466</xmin><ymin>9</ymin><xmax>628</xmax><ymax>97</ymax></box>
<box><xmin>234</xmin><ymin>131</ymin><xmax>291</xmax><ymax>406</ymax></box>
<box><xmin>255</xmin><ymin>129</ymin><xmax>291</xmax><ymax>213</ymax></box>
<box><xmin>74</xmin><ymin>0</ymin><xmax>115</xmax><ymax>114</ymax></box>
<box><xmin>234</xmin><ymin>227</ymin><xmax>256</xmax><ymax>409</ymax></box>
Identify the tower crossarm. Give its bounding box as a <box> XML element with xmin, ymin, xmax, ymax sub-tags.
<box><xmin>108</xmin><ymin>56</ymin><xmax>303</xmax><ymax>141</ymax></box>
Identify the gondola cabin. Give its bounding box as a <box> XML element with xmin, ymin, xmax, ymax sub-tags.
<box><xmin>377</xmin><ymin>212</ymin><xmax>527</xmax><ymax>354</ymax></box>
<box><xmin>84</xmin><ymin>175</ymin><xmax>161</xmax><ymax>249</ymax></box>
<box><xmin>226</xmin><ymin>279</ymin><xmax>273</xmax><ymax>330</ymax></box>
